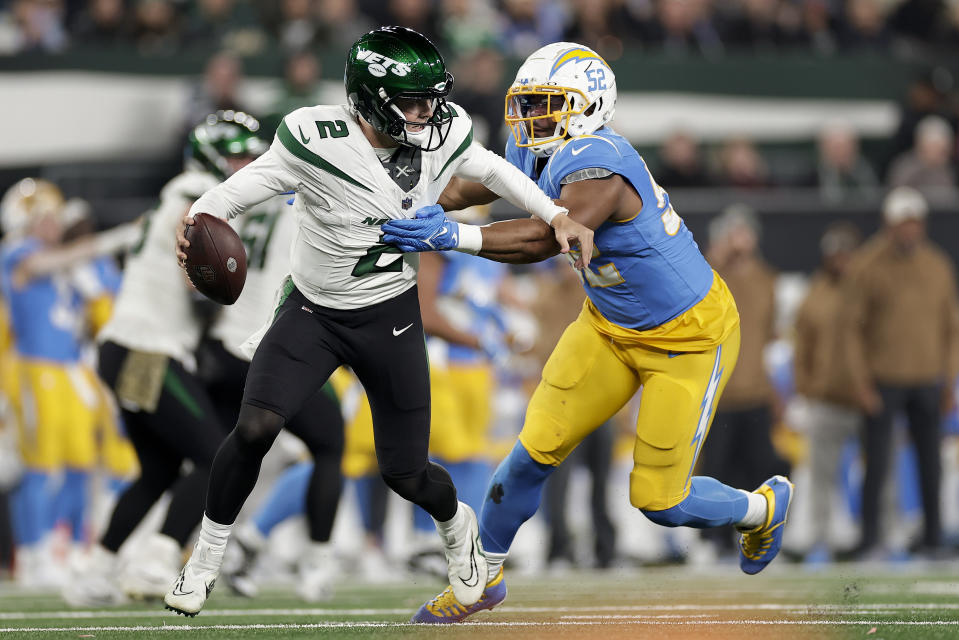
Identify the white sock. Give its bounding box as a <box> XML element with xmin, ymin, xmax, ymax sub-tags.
<box><xmin>196</xmin><ymin>515</ymin><xmax>233</xmax><ymax>570</ymax></box>
<box><xmin>735</xmin><ymin>491</ymin><xmax>769</xmax><ymax>531</ymax></box>
<box><xmin>485</xmin><ymin>550</ymin><xmax>507</xmax><ymax>584</ymax></box>
<box><xmin>433</xmin><ymin>502</ymin><xmax>466</xmax><ymax>546</ymax></box>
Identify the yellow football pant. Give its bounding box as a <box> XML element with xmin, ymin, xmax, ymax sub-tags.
<box><xmin>519</xmin><ymin>314</ymin><xmax>740</xmax><ymax>511</ymax></box>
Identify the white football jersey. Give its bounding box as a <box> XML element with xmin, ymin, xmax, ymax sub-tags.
<box><xmin>208</xmin><ymin>194</ymin><xmax>295</xmax><ymax>360</ymax></box>
<box><xmin>189</xmin><ymin>102</ymin><xmax>565</xmax><ymax>310</ymax></box>
<box><xmin>98</xmin><ymin>170</ymin><xmax>219</xmax><ymax>369</ymax></box>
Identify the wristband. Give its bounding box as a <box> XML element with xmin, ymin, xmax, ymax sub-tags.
<box><xmin>452</xmin><ymin>223</ymin><xmax>483</xmax><ymax>255</ymax></box>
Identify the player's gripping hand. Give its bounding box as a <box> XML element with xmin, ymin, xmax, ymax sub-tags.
<box><xmin>381</xmin><ymin>205</ymin><xmax>460</xmax><ymax>252</ymax></box>
<box><xmin>550</xmin><ymin>211</ymin><xmax>593</xmax><ymax>270</ymax></box>
<box><xmin>175</xmin><ymin>213</ymin><xmax>195</xmax><ymax>268</ymax></box>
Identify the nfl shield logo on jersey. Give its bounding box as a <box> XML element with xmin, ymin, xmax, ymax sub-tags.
<box><xmin>401</xmin><ymin>197</ymin><xmax>413</xmax><ymax>210</ymax></box>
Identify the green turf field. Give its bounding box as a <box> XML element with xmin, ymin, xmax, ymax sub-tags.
<box><xmin>2</xmin><ymin>564</ymin><xmax>959</xmax><ymax>639</ymax></box>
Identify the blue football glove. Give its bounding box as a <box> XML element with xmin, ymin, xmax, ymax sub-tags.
<box><xmin>381</xmin><ymin>204</ymin><xmax>460</xmax><ymax>253</ymax></box>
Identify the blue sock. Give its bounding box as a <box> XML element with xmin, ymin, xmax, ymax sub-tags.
<box><xmin>252</xmin><ymin>462</ymin><xmax>312</xmax><ymax>537</ymax></box>
<box><xmin>479</xmin><ymin>441</ymin><xmax>556</xmax><ymax>554</ymax></box>
<box><xmin>641</xmin><ymin>476</ymin><xmax>748</xmax><ymax>528</ymax></box>
<box><xmin>54</xmin><ymin>469</ymin><xmax>89</xmax><ymax>543</ymax></box>
<box><xmin>12</xmin><ymin>470</ymin><xmax>52</xmax><ymax>546</ymax></box>
<box><xmin>353</xmin><ymin>475</ymin><xmax>380</xmax><ymax>535</ymax></box>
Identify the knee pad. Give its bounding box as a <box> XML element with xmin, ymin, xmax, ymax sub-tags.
<box><xmin>381</xmin><ymin>461</ymin><xmax>452</xmax><ymax>504</ymax></box>
<box><xmin>380</xmin><ymin>471</ymin><xmax>423</xmax><ymax>503</ymax></box>
<box><xmin>235</xmin><ymin>404</ymin><xmax>285</xmax><ymax>456</ymax></box>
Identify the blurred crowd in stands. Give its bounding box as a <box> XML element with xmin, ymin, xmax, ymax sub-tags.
<box><xmin>2</xmin><ymin>0</ymin><xmax>959</xmax><ymax>59</ymax></box>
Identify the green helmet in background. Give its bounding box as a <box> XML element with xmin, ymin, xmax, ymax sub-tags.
<box><xmin>186</xmin><ymin>110</ymin><xmax>268</xmax><ymax>180</ymax></box>
<box><xmin>345</xmin><ymin>26</ymin><xmax>455</xmax><ymax>151</ymax></box>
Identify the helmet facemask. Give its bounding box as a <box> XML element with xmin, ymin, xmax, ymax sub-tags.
<box><xmin>505</xmin><ymin>86</ymin><xmax>587</xmax><ymax>157</ymax></box>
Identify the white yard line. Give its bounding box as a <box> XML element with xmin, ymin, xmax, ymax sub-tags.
<box><xmin>3</xmin><ymin>602</ymin><xmax>959</xmax><ymax>621</ymax></box>
<box><xmin>2</xmin><ymin>620</ymin><xmax>959</xmax><ymax>633</ymax></box>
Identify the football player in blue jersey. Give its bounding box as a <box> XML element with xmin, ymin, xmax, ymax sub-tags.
<box><xmin>382</xmin><ymin>42</ymin><xmax>795</xmax><ymax>623</ymax></box>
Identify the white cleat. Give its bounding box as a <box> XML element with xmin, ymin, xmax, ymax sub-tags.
<box><xmin>121</xmin><ymin>534</ymin><xmax>182</xmax><ymax>601</ymax></box>
<box><xmin>437</xmin><ymin>502</ymin><xmax>487</xmax><ymax>607</ymax></box>
<box><xmin>164</xmin><ymin>541</ymin><xmax>222</xmax><ymax>617</ymax></box>
<box><xmin>296</xmin><ymin>543</ymin><xmax>337</xmax><ymax>603</ymax></box>
<box><xmin>61</xmin><ymin>545</ymin><xmax>127</xmax><ymax>607</ymax></box>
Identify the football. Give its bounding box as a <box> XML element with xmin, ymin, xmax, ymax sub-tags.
<box><xmin>183</xmin><ymin>212</ymin><xmax>246</xmax><ymax>305</ymax></box>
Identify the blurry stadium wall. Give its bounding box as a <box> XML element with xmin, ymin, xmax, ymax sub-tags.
<box><xmin>0</xmin><ymin>53</ymin><xmax>919</xmax><ymax>164</ymax></box>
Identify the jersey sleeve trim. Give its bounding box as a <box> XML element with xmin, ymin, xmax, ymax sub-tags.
<box><xmin>276</xmin><ymin>120</ymin><xmax>374</xmax><ymax>193</ymax></box>
<box><xmin>433</xmin><ymin>125</ymin><xmax>474</xmax><ymax>182</ymax></box>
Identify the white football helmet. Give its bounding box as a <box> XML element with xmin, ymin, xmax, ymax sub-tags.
<box><xmin>505</xmin><ymin>42</ymin><xmax>617</xmax><ymax>158</ymax></box>
<box><xmin>1</xmin><ymin>178</ymin><xmax>65</xmax><ymax>238</ymax></box>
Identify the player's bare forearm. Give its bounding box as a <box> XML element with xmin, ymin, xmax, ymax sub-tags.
<box><xmin>438</xmin><ymin>177</ymin><xmax>499</xmax><ymax>211</ymax></box>
<box><xmin>477</xmin><ymin>218</ymin><xmax>561</xmax><ymax>264</ymax></box>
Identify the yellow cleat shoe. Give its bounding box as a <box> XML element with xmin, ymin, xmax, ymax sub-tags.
<box><xmin>739</xmin><ymin>475</ymin><xmax>794</xmax><ymax>575</ymax></box>
<box><xmin>411</xmin><ymin>567</ymin><xmax>507</xmax><ymax>624</ymax></box>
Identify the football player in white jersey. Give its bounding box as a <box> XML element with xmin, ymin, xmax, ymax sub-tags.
<box><xmin>165</xmin><ymin>26</ymin><xmax>593</xmax><ymax>617</ymax></box>
<box><xmin>62</xmin><ymin>112</ymin><xmax>266</xmax><ymax>606</ymax></box>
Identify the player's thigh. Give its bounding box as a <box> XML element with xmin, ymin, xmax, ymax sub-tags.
<box><xmin>285</xmin><ymin>382</ymin><xmax>345</xmax><ymax>457</ymax></box>
<box><xmin>629</xmin><ymin>326</ymin><xmax>740</xmax><ymax>510</ymax></box>
<box><xmin>59</xmin><ymin>365</ymin><xmax>103</xmax><ymax>470</ymax></box>
<box><xmin>520</xmin><ymin>316</ymin><xmax>640</xmax><ymax>466</ymax></box>
<box><xmin>450</xmin><ymin>364</ymin><xmax>494</xmax><ymax>444</ymax></box>
<box><xmin>243</xmin><ymin>292</ymin><xmax>341</xmax><ymax>422</ymax></box>
<box><xmin>349</xmin><ymin>289</ymin><xmax>431</xmax><ymax>477</ymax></box>
<box><xmin>17</xmin><ymin>361</ymin><xmax>69</xmax><ymax>470</ymax></box>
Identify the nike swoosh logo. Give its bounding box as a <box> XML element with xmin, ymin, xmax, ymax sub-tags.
<box><xmin>571</xmin><ymin>144</ymin><xmax>592</xmax><ymax>156</ymax></box>
<box><xmin>298</xmin><ymin>125</ymin><xmax>311</xmax><ymax>145</ymax></box>
<box><xmin>392</xmin><ymin>323</ymin><xmax>413</xmax><ymax>336</ymax></box>
<box><xmin>205</xmin><ymin>578</ymin><xmax>216</xmax><ymax>597</ymax></box>
<box><xmin>170</xmin><ymin>571</ymin><xmax>193</xmax><ymax>596</ymax></box>
<box><xmin>459</xmin><ymin>538</ymin><xmax>480</xmax><ymax>587</ymax></box>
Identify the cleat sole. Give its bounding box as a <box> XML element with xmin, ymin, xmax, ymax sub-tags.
<box><xmin>164</xmin><ymin>604</ymin><xmax>199</xmax><ymax>618</ymax></box>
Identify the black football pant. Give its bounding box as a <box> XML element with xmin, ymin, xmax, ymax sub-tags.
<box><xmin>205</xmin><ymin>284</ymin><xmax>457</xmax><ymax>527</ymax></box>
<box><xmin>859</xmin><ymin>384</ymin><xmax>942</xmax><ymax>551</ymax></box>
<box><xmin>198</xmin><ymin>338</ymin><xmax>344</xmax><ymax>542</ymax></box>
<box><xmin>97</xmin><ymin>341</ymin><xmax>228</xmax><ymax>552</ymax></box>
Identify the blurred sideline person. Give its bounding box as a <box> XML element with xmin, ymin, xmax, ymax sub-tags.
<box><xmin>844</xmin><ymin>187</ymin><xmax>959</xmax><ymax>559</ymax></box>
<box><xmin>701</xmin><ymin>205</ymin><xmax>787</xmax><ymax>556</ymax></box>
<box><xmin>0</xmin><ymin>179</ymin><xmax>134</xmax><ymax>587</ymax></box>
<box><xmin>790</xmin><ymin>222</ymin><xmax>864</xmax><ymax>561</ymax></box>
<box><xmin>57</xmin><ymin>198</ymin><xmax>139</xmax><ymax>540</ymax></box>
<box><xmin>382</xmin><ymin>42</ymin><xmax>794</xmax><ymax>624</ymax></box>
<box><xmin>62</xmin><ymin>112</ymin><xmax>267</xmax><ymax>606</ymax></box>
<box><xmin>166</xmin><ymin>26</ymin><xmax>592</xmax><ymax>617</ymax></box>
<box><xmin>197</xmin><ymin>175</ymin><xmax>346</xmax><ymax>604</ymax></box>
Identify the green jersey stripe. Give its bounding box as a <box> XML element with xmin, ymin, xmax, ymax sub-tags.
<box><xmin>434</xmin><ymin>127</ymin><xmax>473</xmax><ymax>181</ymax></box>
<box><xmin>277</xmin><ymin>121</ymin><xmax>374</xmax><ymax>193</ymax></box>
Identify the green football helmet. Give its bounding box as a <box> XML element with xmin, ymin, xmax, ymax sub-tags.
<box><xmin>186</xmin><ymin>110</ymin><xmax>268</xmax><ymax>179</ymax></box>
<box><xmin>345</xmin><ymin>26</ymin><xmax>455</xmax><ymax>151</ymax></box>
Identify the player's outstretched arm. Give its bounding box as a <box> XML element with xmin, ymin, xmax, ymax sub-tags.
<box><xmin>453</xmin><ymin>144</ymin><xmax>593</xmax><ymax>267</ymax></box>
<box><xmin>381</xmin><ymin>205</ymin><xmax>560</xmax><ymax>265</ymax></box>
